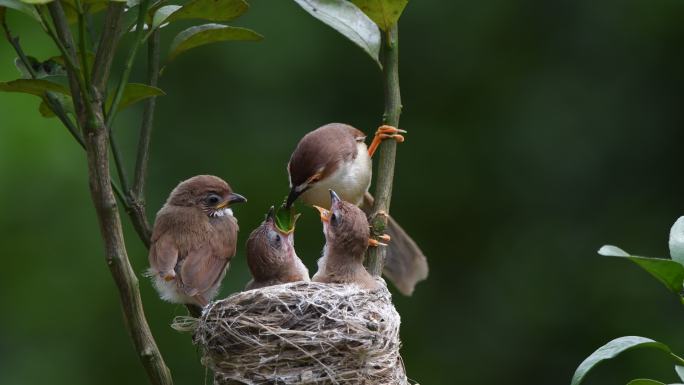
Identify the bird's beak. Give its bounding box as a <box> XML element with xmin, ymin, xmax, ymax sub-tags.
<box><xmin>329</xmin><ymin>189</ymin><xmax>341</xmax><ymax>207</ymax></box>
<box><xmin>266</xmin><ymin>206</ymin><xmax>276</xmax><ymax>222</ymax></box>
<box><xmin>217</xmin><ymin>192</ymin><xmax>247</xmax><ymax>208</ymax></box>
<box><xmin>313</xmin><ymin>205</ymin><xmax>332</xmax><ymax>222</ymax></box>
<box><xmin>285</xmin><ymin>187</ymin><xmax>301</xmax><ymax>209</ymax></box>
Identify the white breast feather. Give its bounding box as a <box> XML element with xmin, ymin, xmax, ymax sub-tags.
<box><xmin>301</xmin><ymin>142</ymin><xmax>372</xmax><ymax>207</ymax></box>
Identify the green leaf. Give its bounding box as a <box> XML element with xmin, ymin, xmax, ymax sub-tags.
<box><xmin>38</xmin><ymin>92</ymin><xmax>73</xmax><ymax>117</ymax></box>
<box><xmin>676</xmin><ymin>366</ymin><xmax>684</xmax><ymax>382</ymax></box>
<box><xmin>14</xmin><ymin>56</ymin><xmax>67</xmax><ymax>79</ymax></box>
<box><xmin>108</xmin><ymin>83</ymin><xmax>165</xmax><ymax>111</ymax></box>
<box><xmin>151</xmin><ymin>5</ymin><xmax>181</xmax><ymax>29</ymax></box>
<box><xmin>19</xmin><ymin>0</ymin><xmax>53</xmax><ymax>4</ymax></box>
<box><xmin>273</xmin><ymin>203</ymin><xmax>300</xmax><ymax>234</ymax></box>
<box><xmin>571</xmin><ymin>336</ymin><xmax>672</xmax><ymax>385</ymax></box>
<box><xmin>158</xmin><ymin>0</ymin><xmax>247</xmax><ymax>28</ymax></box>
<box><xmin>167</xmin><ymin>24</ymin><xmax>263</xmax><ymax>62</ymax></box>
<box><xmin>0</xmin><ymin>79</ymin><xmax>70</xmax><ymax>97</ymax></box>
<box><xmin>670</xmin><ymin>217</ymin><xmax>684</xmax><ymax>266</ymax></box>
<box><xmin>40</xmin><ymin>83</ymin><xmax>163</xmax><ymax>118</ymax></box>
<box><xmin>0</xmin><ymin>0</ymin><xmax>41</xmax><ymax>20</ymax></box>
<box><xmin>293</xmin><ymin>0</ymin><xmax>381</xmax><ymax>67</ymax></box>
<box><xmin>598</xmin><ymin>245</ymin><xmax>629</xmax><ymax>257</ymax></box>
<box><xmin>626</xmin><ymin>380</ymin><xmax>667</xmax><ymax>385</ymax></box>
<box><xmin>350</xmin><ymin>0</ymin><xmax>408</xmax><ymax>31</ymax></box>
<box><xmin>599</xmin><ymin>244</ymin><xmax>684</xmax><ymax>294</ymax></box>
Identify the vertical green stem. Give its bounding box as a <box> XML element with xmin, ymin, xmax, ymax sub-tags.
<box><xmin>366</xmin><ymin>25</ymin><xmax>401</xmax><ymax>276</ymax></box>
<box><xmin>74</xmin><ymin>0</ymin><xmax>90</xmax><ymax>91</ymax></box>
<box><xmin>105</xmin><ymin>0</ymin><xmax>151</xmax><ymax>130</ymax></box>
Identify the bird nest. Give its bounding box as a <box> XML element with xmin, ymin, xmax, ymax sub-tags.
<box><xmin>175</xmin><ymin>278</ymin><xmax>407</xmax><ymax>385</ymax></box>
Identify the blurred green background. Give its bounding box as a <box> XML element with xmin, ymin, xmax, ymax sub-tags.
<box><xmin>2</xmin><ymin>0</ymin><xmax>684</xmax><ymax>384</ymax></box>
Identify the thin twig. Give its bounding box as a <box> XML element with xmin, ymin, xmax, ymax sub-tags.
<box><xmin>129</xmin><ymin>29</ymin><xmax>161</xmax><ymax>247</ymax></box>
<box><xmin>91</xmin><ymin>3</ymin><xmax>125</xmax><ymax>92</ymax></box>
<box><xmin>134</xmin><ymin>29</ymin><xmax>160</xmax><ymax>199</ymax></box>
<box><xmin>105</xmin><ymin>0</ymin><xmax>151</xmax><ymax>130</ymax></box>
<box><xmin>365</xmin><ymin>26</ymin><xmax>402</xmax><ymax>276</ymax></box>
<box><xmin>74</xmin><ymin>0</ymin><xmax>91</xmax><ymax>91</ymax></box>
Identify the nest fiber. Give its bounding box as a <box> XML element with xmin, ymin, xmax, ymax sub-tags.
<box><xmin>191</xmin><ymin>279</ymin><xmax>407</xmax><ymax>385</ymax></box>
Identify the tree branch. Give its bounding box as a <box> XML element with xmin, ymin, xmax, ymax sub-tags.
<box><xmin>42</xmin><ymin>2</ymin><xmax>88</xmax><ymax>126</ymax></box>
<box><xmin>365</xmin><ymin>26</ymin><xmax>401</xmax><ymax>276</ymax></box>
<box><xmin>91</xmin><ymin>3</ymin><xmax>125</xmax><ymax>92</ymax></box>
<box><xmin>44</xmin><ymin>5</ymin><xmax>174</xmax><ymax>385</ymax></box>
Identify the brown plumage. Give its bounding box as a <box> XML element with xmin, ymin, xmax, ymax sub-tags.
<box><xmin>312</xmin><ymin>190</ymin><xmax>379</xmax><ymax>291</ymax></box>
<box><xmin>148</xmin><ymin>175</ymin><xmax>246</xmax><ymax>307</ymax></box>
<box><xmin>285</xmin><ymin>123</ymin><xmax>428</xmax><ymax>295</ymax></box>
<box><xmin>244</xmin><ymin>207</ymin><xmax>309</xmax><ymax>290</ymax></box>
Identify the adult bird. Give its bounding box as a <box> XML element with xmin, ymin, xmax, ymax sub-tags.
<box><xmin>285</xmin><ymin>123</ymin><xmax>428</xmax><ymax>295</ymax></box>
<box><xmin>312</xmin><ymin>190</ymin><xmax>380</xmax><ymax>291</ymax></box>
<box><xmin>245</xmin><ymin>207</ymin><xmax>309</xmax><ymax>290</ymax></box>
<box><xmin>148</xmin><ymin>175</ymin><xmax>246</xmax><ymax>307</ymax></box>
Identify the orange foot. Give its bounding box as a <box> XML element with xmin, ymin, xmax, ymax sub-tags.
<box><xmin>368</xmin><ymin>125</ymin><xmax>406</xmax><ymax>158</ymax></box>
<box><xmin>368</xmin><ymin>234</ymin><xmax>391</xmax><ymax>247</ymax></box>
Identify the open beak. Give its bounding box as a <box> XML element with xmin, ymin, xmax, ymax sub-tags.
<box><xmin>217</xmin><ymin>192</ymin><xmax>247</xmax><ymax>208</ymax></box>
<box><xmin>329</xmin><ymin>189</ymin><xmax>341</xmax><ymax>207</ymax></box>
<box><xmin>266</xmin><ymin>206</ymin><xmax>275</xmax><ymax>222</ymax></box>
<box><xmin>313</xmin><ymin>205</ymin><xmax>332</xmax><ymax>222</ymax></box>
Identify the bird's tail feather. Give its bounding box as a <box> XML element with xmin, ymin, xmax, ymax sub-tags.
<box><xmin>362</xmin><ymin>193</ymin><xmax>429</xmax><ymax>296</ymax></box>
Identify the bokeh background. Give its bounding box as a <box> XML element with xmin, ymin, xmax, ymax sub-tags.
<box><xmin>2</xmin><ymin>0</ymin><xmax>684</xmax><ymax>384</ymax></box>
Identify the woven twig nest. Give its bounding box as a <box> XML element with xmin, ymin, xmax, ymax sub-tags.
<box><xmin>184</xmin><ymin>278</ymin><xmax>407</xmax><ymax>385</ymax></box>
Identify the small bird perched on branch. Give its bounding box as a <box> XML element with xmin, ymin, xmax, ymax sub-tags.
<box><xmin>245</xmin><ymin>206</ymin><xmax>309</xmax><ymax>290</ymax></box>
<box><xmin>148</xmin><ymin>175</ymin><xmax>247</xmax><ymax>307</ymax></box>
<box><xmin>285</xmin><ymin>122</ymin><xmax>428</xmax><ymax>295</ymax></box>
<box><xmin>312</xmin><ymin>190</ymin><xmax>380</xmax><ymax>291</ymax></box>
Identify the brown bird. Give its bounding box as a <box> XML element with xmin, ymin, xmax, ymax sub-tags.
<box><xmin>148</xmin><ymin>175</ymin><xmax>246</xmax><ymax>307</ymax></box>
<box><xmin>245</xmin><ymin>207</ymin><xmax>309</xmax><ymax>290</ymax></box>
<box><xmin>312</xmin><ymin>190</ymin><xmax>380</xmax><ymax>291</ymax></box>
<box><xmin>285</xmin><ymin>122</ymin><xmax>428</xmax><ymax>295</ymax></box>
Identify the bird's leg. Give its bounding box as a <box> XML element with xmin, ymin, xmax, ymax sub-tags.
<box><xmin>161</xmin><ymin>271</ymin><xmax>176</xmax><ymax>282</ymax></box>
<box><xmin>368</xmin><ymin>125</ymin><xmax>406</xmax><ymax>157</ymax></box>
<box><xmin>369</xmin><ymin>234</ymin><xmax>391</xmax><ymax>247</ymax></box>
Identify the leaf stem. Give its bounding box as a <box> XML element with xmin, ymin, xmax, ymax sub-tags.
<box><xmin>365</xmin><ymin>25</ymin><xmax>401</xmax><ymax>276</ymax></box>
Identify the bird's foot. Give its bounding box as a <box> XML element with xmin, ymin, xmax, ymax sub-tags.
<box><xmin>368</xmin><ymin>125</ymin><xmax>406</xmax><ymax>157</ymax></box>
<box><xmin>368</xmin><ymin>233</ymin><xmax>390</xmax><ymax>247</ymax></box>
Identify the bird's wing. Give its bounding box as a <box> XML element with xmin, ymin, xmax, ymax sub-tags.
<box><xmin>148</xmin><ymin>231</ymin><xmax>178</xmax><ymax>276</ymax></box>
<box><xmin>179</xmin><ymin>218</ymin><xmax>237</xmax><ymax>296</ymax></box>
<box><xmin>361</xmin><ymin>192</ymin><xmax>429</xmax><ymax>296</ymax></box>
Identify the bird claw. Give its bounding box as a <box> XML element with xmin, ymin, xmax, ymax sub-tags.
<box><xmin>368</xmin><ymin>233</ymin><xmax>390</xmax><ymax>247</ymax></box>
<box><xmin>368</xmin><ymin>125</ymin><xmax>407</xmax><ymax>157</ymax></box>
<box><xmin>368</xmin><ymin>238</ymin><xmax>387</xmax><ymax>247</ymax></box>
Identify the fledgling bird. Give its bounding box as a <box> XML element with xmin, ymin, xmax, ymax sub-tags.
<box><xmin>285</xmin><ymin>122</ymin><xmax>428</xmax><ymax>295</ymax></box>
<box><xmin>244</xmin><ymin>207</ymin><xmax>309</xmax><ymax>290</ymax></box>
<box><xmin>148</xmin><ymin>175</ymin><xmax>247</xmax><ymax>307</ymax></box>
<box><xmin>312</xmin><ymin>190</ymin><xmax>380</xmax><ymax>291</ymax></box>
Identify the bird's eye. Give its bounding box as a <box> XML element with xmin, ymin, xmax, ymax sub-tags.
<box><xmin>270</xmin><ymin>233</ymin><xmax>282</xmax><ymax>248</ymax></box>
<box><xmin>206</xmin><ymin>194</ymin><xmax>222</xmax><ymax>206</ymax></box>
<box><xmin>330</xmin><ymin>212</ymin><xmax>339</xmax><ymax>226</ymax></box>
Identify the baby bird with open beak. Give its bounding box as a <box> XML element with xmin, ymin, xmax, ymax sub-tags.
<box><xmin>245</xmin><ymin>207</ymin><xmax>309</xmax><ymax>290</ymax></box>
<box><xmin>148</xmin><ymin>175</ymin><xmax>246</xmax><ymax>307</ymax></box>
<box><xmin>312</xmin><ymin>190</ymin><xmax>380</xmax><ymax>291</ymax></box>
